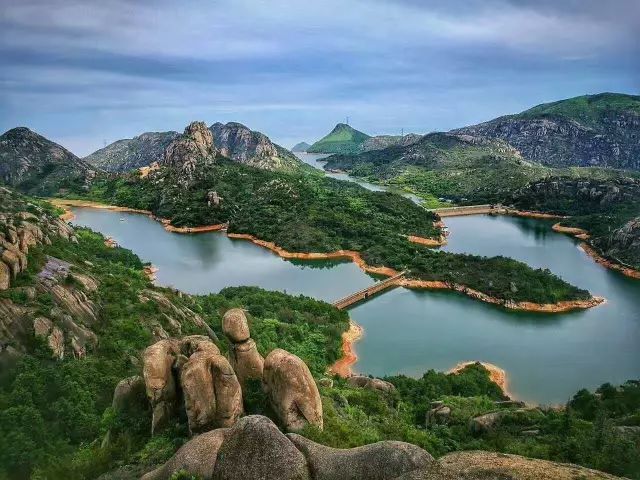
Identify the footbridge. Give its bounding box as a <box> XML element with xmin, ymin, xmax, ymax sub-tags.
<box><xmin>429</xmin><ymin>204</ymin><xmax>505</xmax><ymax>217</ymax></box>
<box><xmin>333</xmin><ymin>271</ymin><xmax>407</xmax><ymax>310</ymax></box>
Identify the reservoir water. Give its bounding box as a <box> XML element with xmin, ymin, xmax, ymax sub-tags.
<box><xmin>70</xmin><ymin>207</ymin><xmax>640</xmax><ymax>405</ymax></box>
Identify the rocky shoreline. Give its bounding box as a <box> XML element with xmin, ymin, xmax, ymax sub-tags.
<box><xmin>552</xmin><ymin>222</ymin><xmax>640</xmax><ymax>279</ymax></box>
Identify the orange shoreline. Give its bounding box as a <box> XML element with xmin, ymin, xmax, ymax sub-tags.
<box><xmin>53</xmin><ymin>199</ymin><xmax>604</xmax><ymax>312</ymax></box>
<box><xmin>49</xmin><ymin>199</ymin><xmax>226</xmax><ymax>234</ymax></box>
<box><xmin>329</xmin><ymin>320</ymin><xmax>363</xmax><ymax>377</ymax></box>
<box><xmin>449</xmin><ymin>361</ymin><xmax>512</xmax><ymax>399</ymax></box>
<box><xmin>552</xmin><ymin>222</ymin><xmax>640</xmax><ymax>280</ymax></box>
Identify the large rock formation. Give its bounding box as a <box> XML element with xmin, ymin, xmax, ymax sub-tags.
<box><xmin>0</xmin><ymin>127</ymin><xmax>95</xmax><ymax>195</ymax></box>
<box><xmin>361</xmin><ymin>133</ymin><xmax>422</xmax><ymax>152</ymax></box>
<box><xmin>222</xmin><ymin>308</ymin><xmax>264</xmax><ymax>390</ymax></box>
<box><xmin>263</xmin><ymin>349</ymin><xmax>323</xmax><ymax>432</ymax></box>
<box><xmin>210</xmin><ymin>122</ymin><xmax>302</xmax><ymax>171</ymax></box>
<box><xmin>84</xmin><ymin>131</ymin><xmax>179</xmax><ymax>172</ymax></box>
<box><xmin>144</xmin><ymin>415</ymin><xmax>622</xmax><ymax>480</ymax></box>
<box><xmin>0</xmin><ymin>188</ymin><xmax>103</xmax><ymax>362</ymax></box>
<box><xmin>142</xmin><ymin>335</ymin><xmax>242</xmax><ymax>434</ymax></box>
<box><xmin>288</xmin><ymin>433</ymin><xmax>434</xmax><ymax>480</ymax></box>
<box><xmin>162</xmin><ymin>121</ymin><xmax>217</xmax><ymax>181</ymax></box>
<box><xmin>453</xmin><ymin>92</ymin><xmax>640</xmax><ymax>170</ymax></box>
<box><xmin>347</xmin><ymin>375</ymin><xmax>396</xmax><ymax>394</ymax></box>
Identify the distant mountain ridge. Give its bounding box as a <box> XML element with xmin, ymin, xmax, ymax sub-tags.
<box><xmin>0</xmin><ymin>127</ymin><xmax>95</xmax><ymax>195</ymax></box>
<box><xmin>85</xmin><ymin>122</ymin><xmax>302</xmax><ymax>173</ymax></box>
<box><xmin>453</xmin><ymin>92</ymin><xmax>640</xmax><ymax>170</ymax></box>
<box><xmin>291</xmin><ymin>142</ymin><xmax>311</xmax><ymax>152</ymax></box>
<box><xmin>84</xmin><ymin>131</ymin><xmax>179</xmax><ymax>172</ymax></box>
<box><xmin>307</xmin><ymin>123</ymin><xmax>371</xmax><ymax>154</ymax></box>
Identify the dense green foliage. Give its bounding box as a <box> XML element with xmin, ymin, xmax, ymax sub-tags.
<box><xmin>324</xmin><ymin>133</ymin><xmax>548</xmax><ymax>204</ymax></box>
<box><xmin>509</xmin><ymin>176</ymin><xmax>640</xmax><ymax>269</ymax></box>
<box><xmin>0</xmin><ymin>226</ymin><xmax>349</xmax><ymax>479</ymax></box>
<box><xmin>68</xmin><ymin>158</ymin><xmax>590</xmax><ymax>303</ymax></box>
<box><xmin>518</xmin><ymin>92</ymin><xmax>640</xmax><ymax>128</ymax></box>
<box><xmin>307</xmin><ymin>123</ymin><xmax>371</xmax><ymax>154</ymax></box>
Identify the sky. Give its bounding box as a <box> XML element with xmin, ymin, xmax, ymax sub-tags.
<box><xmin>1</xmin><ymin>0</ymin><xmax>638</xmax><ymax>156</ymax></box>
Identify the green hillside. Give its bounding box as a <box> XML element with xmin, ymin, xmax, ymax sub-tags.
<box><xmin>517</xmin><ymin>92</ymin><xmax>640</xmax><ymax>128</ymax></box>
<box><xmin>307</xmin><ymin>123</ymin><xmax>370</xmax><ymax>154</ymax></box>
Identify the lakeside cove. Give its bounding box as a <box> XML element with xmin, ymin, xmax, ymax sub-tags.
<box><xmin>66</xmin><ymin>206</ymin><xmax>639</xmax><ymax>404</ymax></box>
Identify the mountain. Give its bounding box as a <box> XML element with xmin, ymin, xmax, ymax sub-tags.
<box><xmin>453</xmin><ymin>92</ymin><xmax>640</xmax><ymax>170</ymax></box>
<box><xmin>291</xmin><ymin>141</ymin><xmax>311</xmax><ymax>152</ymax></box>
<box><xmin>307</xmin><ymin>123</ymin><xmax>371</xmax><ymax>154</ymax></box>
<box><xmin>324</xmin><ymin>132</ymin><xmax>548</xmax><ymax>204</ymax></box>
<box><xmin>84</xmin><ymin>131</ymin><xmax>179</xmax><ymax>172</ymax></box>
<box><xmin>361</xmin><ymin>133</ymin><xmax>422</xmax><ymax>152</ymax></box>
<box><xmin>0</xmin><ymin>127</ymin><xmax>94</xmax><ymax>195</ymax></box>
<box><xmin>209</xmin><ymin>122</ymin><xmax>302</xmax><ymax>171</ymax></box>
<box><xmin>85</xmin><ymin>122</ymin><xmax>303</xmax><ymax>173</ymax></box>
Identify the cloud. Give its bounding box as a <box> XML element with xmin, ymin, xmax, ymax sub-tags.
<box><xmin>0</xmin><ymin>0</ymin><xmax>637</xmax><ymax>154</ymax></box>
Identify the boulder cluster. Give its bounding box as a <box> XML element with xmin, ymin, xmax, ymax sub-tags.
<box><xmin>143</xmin><ymin>414</ymin><xmax>621</xmax><ymax>480</ymax></box>
<box><xmin>117</xmin><ymin>308</ymin><xmax>323</xmax><ymax>437</ymax></box>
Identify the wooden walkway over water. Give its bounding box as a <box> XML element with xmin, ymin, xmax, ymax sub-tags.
<box><xmin>333</xmin><ymin>271</ymin><xmax>407</xmax><ymax>310</ymax></box>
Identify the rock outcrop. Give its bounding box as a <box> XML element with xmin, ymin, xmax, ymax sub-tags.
<box><xmin>0</xmin><ymin>127</ymin><xmax>95</xmax><ymax>195</ymax></box>
<box><xmin>162</xmin><ymin>121</ymin><xmax>217</xmax><ymax>181</ymax></box>
<box><xmin>210</xmin><ymin>122</ymin><xmax>302</xmax><ymax>171</ymax></box>
<box><xmin>263</xmin><ymin>349</ymin><xmax>323</xmax><ymax>432</ymax></box>
<box><xmin>347</xmin><ymin>375</ymin><xmax>396</xmax><ymax>393</ymax></box>
<box><xmin>85</xmin><ymin>131</ymin><xmax>179</xmax><ymax>172</ymax></box>
<box><xmin>288</xmin><ymin>433</ymin><xmax>434</xmax><ymax>480</ymax></box>
<box><xmin>142</xmin><ymin>335</ymin><xmax>242</xmax><ymax>435</ymax></box>
<box><xmin>0</xmin><ymin>189</ymin><xmax>104</xmax><ymax>361</ymax></box>
<box><xmin>144</xmin><ymin>415</ymin><xmax>622</xmax><ymax>480</ymax></box>
<box><xmin>453</xmin><ymin>92</ymin><xmax>640</xmax><ymax>170</ymax></box>
<box><xmin>222</xmin><ymin>308</ymin><xmax>264</xmax><ymax>390</ymax></box>
<box><xmin>426</xmin><ymin>401</ymin><xmax>451</xmax><ymax>427</ymax></box>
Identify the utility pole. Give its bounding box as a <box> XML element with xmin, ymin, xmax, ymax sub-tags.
<box><xmin>346</xmin><ymin>116</ymin><xmax>349</xmax><ymax>126</ymax></box>
<box><xmin>401</xmin><ymin>128</ymin><xmax>404</xmax><ymax>137</ymax></box>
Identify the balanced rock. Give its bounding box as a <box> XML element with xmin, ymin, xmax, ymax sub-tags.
<box><xmin>222</xmin><ymin>308</ymin><xmax>250</xmax><ymax>343</ymax></box>
<box><xmin>222</xmin><ymin>308</ymin><xmax>264</xmax><ymax>391</ymax></box>
<box><xmin>213</xmin><ymin>415</ymin><xmax>310</xmax><ymax>480</ymax></box>
<box><xmin>288</xmin><ymin>433</ymin><xmax>434</xmax><ymax>480</ymax></box>
<box><xmin>263</xmin><ymin>349</ymin><xmax>323</xmax><ymax>431</ymax></box>
<box><xmin>347</xmin><ymin>375</ymin><xmax>395</xmax><ymax>393</ymax></box>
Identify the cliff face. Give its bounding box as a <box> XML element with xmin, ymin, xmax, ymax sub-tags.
<box><xmin>84</xmin><ymin>131</ymin><xmax>179</xmax><ymax>172</ymax></box>
<box><xmin>596</xmin><ymin>216</ymin><xmax>640</xmax><ymax>269</ymax></box>
<box><xmin>507</xmin><ymin>176</ymin><xmax>640</xmax><ymax>216</ymax></box>
<box><xmin>210</xmin><ymin>122</ymin><xmax>301</xmax><ymax>171</ymax></box>
<box><xmin>454</xmin><ymin>93</ymin><xmax>640</xmax><ymax>170</ymax></box>
<box><xmin>162</xmin><ymin>121</ymin><xmax>217</xmax><ymax>182</ymax></box>
<box><xmin>0</xmin><ymin>127</ymin><xmax>95</xmax><ymax>195</ymax></box>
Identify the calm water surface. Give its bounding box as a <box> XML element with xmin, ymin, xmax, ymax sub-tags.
<box><xmin>71</xmin><ymin>209</ymin><xmax>640</xmax><ymax>405</ymax></box>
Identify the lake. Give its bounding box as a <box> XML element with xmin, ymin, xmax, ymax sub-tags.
<box><xmin>69</xmin><ymin>208</ymin><xmax>640</xmax><ymax>405</ymax></box>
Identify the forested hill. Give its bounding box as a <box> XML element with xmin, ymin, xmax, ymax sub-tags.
<box><xmin>307</xmin><ymin>123</ymin><xmax>371</xmax><ymax>154</ymax></box>
<box><xmin>453</xmin><ymin>92</ymin><xmax>640</xmax><ymax>170</ymax></box>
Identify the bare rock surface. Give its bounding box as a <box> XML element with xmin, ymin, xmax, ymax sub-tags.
<box><xmin>141</xmin><ymin>428</ymin><xmax>228</xmax><ymax>480</ymax></box>
<box><xmin>212</xmin><ymin>415</ymin><xmax>310</xmax><ymax>480</ymax></box>
<box><xmin>288</xmin><ymin>433</ymin><xmax>434</xmax><ymax>480</ymax></box>
<box><xmin>347</xmin><ymin>375</ymin><xmax>396</xmax><ymax>393</ymax></box>
<box><xmin>263</xmin><ymin>348</ymin><xmax>323</xmax><ymax>431</ymax></box>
